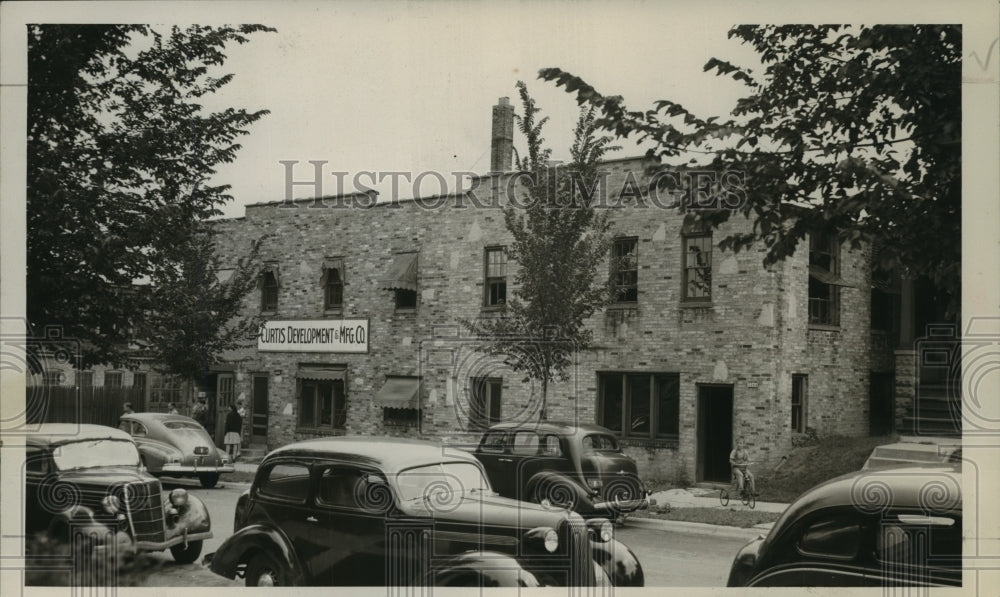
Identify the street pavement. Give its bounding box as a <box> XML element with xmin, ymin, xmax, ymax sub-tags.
<box><xmin>142</xmin><ymin>475</ymin><xmax>785</xmax><ymax>587</ymax></box>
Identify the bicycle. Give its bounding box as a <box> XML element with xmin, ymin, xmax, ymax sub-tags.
<box><xmin>719</xmin><ymin>464</ymin><xmax>756</xmax><ymax>509</ymax></box>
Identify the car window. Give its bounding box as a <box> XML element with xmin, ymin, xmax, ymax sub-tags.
<box><xmin>25</xmin><ymin>448</ymin><xmax>50</xmax><ymax>475</ymax></box>
<box><xmin>582</xmin><ymin>434</ymin><xmax>620</xmax><ymax>452</ymax></box>
<box><xmin>511</xmin><ymin>431</ymin><xmax>539</xmax><ymax>455</ymax></box>
<box><xmin>317</xmin><ymin>465</ymin><xmax>376</xmax><ymax>509</ymax></box>
<box><xmin>540</xmin><ymin>435</ymin><xmax>562</xmax><ymax>456</ymax></box>
<box><xmin>797</xmin><ymin>514</ymin><xmax>862</xmax><ymax>560</ymax></box>
<box><xmin>479</xmin><ymin>431</ymin><xmax>506</xmax><ymax>453</ymax></box>
<box><xmin>132</xmin><ymin>423</ymin><xmax>148</xmax><ymax>437</ymax></box>
<box><xmin>259</xmin><ymin>462</ymin><xmax>311</xmax><ymax>502</ymax></box>
<box><xmin>119</xmin><ymin>420</ymin><xmax>132</xmax><ymax>433</ymax></box>
<box><xmin>164</xmin><ymin>421</ymin><xmax>203</xmax><ymax>431</ymax></box>
<box><xmin>875</xmin><ymin>513</ymin><xmax>961</xmax><ymax>569</ymax></box>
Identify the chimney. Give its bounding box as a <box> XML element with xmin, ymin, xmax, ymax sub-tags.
<box><xmin>490</xmin><ymin>97</ymin><xmax>514</xmax><ymax>173</ymax></box>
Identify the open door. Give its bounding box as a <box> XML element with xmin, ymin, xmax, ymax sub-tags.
<box><xmin>697</xmin><ymin>384</ymin><xmax>734</xmax><ymax>483</ymax></box>
<box><xmin>251</xmin><ymin>375</ymin><xmax>269</xmax><ymax>447</ymax></box>
<box><xmin>214</xmin><ymin>373</ymin><xmax>235</xmax><ymax>446</ymax></box>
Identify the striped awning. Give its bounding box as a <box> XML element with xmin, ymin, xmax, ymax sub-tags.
<box><xmin>298</xmin><ymin>367</ymin><xmax>346</xmax><ymax>381</ymax></box>
<box><xmin>379</xmin><ymin>253</ymin><xmax>418</xmax><ymax>292</ymax></box>
<box><xmin>809</xmin><ymin>265</ymin><xmax>853</xmax><ymax>287</ymax></box>
<box><xmin>374</xmin><ymin>377</ymin><xmax>420</xmax><ymax>409</ymax></box>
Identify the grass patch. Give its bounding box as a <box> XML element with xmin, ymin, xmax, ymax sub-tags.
<box><xmin>757</xmin><ymin>434</ymin><xmax>897</xmax><ymax>503</ymax></box>
<box><xmin>634</xmin><ymin>507</ymin><xmax>781</xmax><ymax>528</ymax></box>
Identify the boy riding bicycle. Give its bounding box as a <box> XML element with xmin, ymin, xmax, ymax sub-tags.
<box><xmin>729</xmin><ymin>436</ymin><xmax>757</xmax><ymax>496</ymax></box>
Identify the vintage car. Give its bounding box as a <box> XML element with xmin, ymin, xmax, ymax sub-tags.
<box><xmin>471</xmin><ymin>422</ymin><xmax>650</xmax><ymax>518</ymax></box>
<box><xmin>25</xmin><ymin>424</ymin><xmax>213</xmax><ymax>564</ymax></box>
<box><xmin>728</xmin><ymin>466</ymin><xmax>961</xmax><ymax>587</ymax></box>
<box><xmin>206</xmin><ymin>436</ymin><xmax>644</xmax><ymax>587</ymax></box>
<box><xmin>119</xmin><ymin>412</ymin><xmax>234</xmax><ymax>488</ymax></box>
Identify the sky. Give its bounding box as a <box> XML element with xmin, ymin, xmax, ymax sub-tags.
<box><xmin>191</xmin><ymin>3</ymin><xmax>762</xmax><ymax>218</ymax></box>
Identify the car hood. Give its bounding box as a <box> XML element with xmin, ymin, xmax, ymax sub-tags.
<box><xmin>45</xmin><ymin>467</ymin><xmax>156</xmax><ymax>489</ymax></box>
<box><xmin>400</xmin><ymin>491</ymin><xmax>574</xmax><ymax>529</ymax></box>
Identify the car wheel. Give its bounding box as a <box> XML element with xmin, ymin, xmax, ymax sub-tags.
<box><xmin>533</xmin><ymin>479</ymin><xmax>578</xmax><ymax>511</ymax></box>
<box><xmin>199</xmin><ymin>473</ymin><xmax>220</xmax><ymax>489</ymax></box>
<box><xmin>245</xmin><ymin>552</ymin><xmax>290</xmax><ymax>587</ymax></box>
<box><xmin>169</xmin><ymin>540</ymin><xmax>202</xmax><ymax>564</ymax></box>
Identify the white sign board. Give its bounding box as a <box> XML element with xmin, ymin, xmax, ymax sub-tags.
<box><xmin>257</xmin><ymin>319</ymin><xmax>369</xmax><ymax>353</ymax></box>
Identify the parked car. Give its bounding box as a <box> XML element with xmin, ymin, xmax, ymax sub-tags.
<box><xmin>25</xmin><ymin>424</ymin><xmax>212</xmax><ymax>564</ymax></box>
<box><xmin>119</xmin><ymin>412</ymin><xmax>234</xmax><ymax>488</ymax></box>
<box><xmin>727</xmin><ymin>466</ymin><xmax>961</xmax><ymax>587</ymax></box>
<box><xmin>206</xmin><ymin>436</ymin><xmax>644</xmax><ymax>587</ymax></box>
<box><xmin>471</xmin><ymin>422</ymin><xmax>650</xmax><ymax>518</ymax></box>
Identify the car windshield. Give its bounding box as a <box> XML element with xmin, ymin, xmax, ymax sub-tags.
<box><xmin>51</xmin><ymin>439</ymin><xmax>141</xmax><ymax>470</ymax></box>
<box><xmin>582</xmin><ymin>434</ymin><xmax>620</xmax><ymax>452</ymax></box>
<box><xmin>164</xmin><ymin>421</ymin><xmax>204</xmax><ymax>431</ymax></box>
<box><xmin>395</xmin><ymin>462</ymin><xmax>492</xmax><ymax>502</ymax></box>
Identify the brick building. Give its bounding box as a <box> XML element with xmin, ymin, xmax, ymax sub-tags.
<box><xmin>204</xmin><ymin>98</ymin><xmax>893</xmax><ymax>484</ymax></box>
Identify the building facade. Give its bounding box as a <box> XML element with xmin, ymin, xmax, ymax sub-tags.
<box><xmin>205</xmin><ymin>100</ymin><xmax>887</xmax><ymax>484</ymax></box>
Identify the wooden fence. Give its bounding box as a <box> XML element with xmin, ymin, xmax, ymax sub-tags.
<box><xmin>26</xmin><ymin>386</ymin><xmax>150</xmax><ymax>428</ymax></box>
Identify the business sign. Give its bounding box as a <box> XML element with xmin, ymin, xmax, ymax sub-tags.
<box><xmin>257</xmin><ymin>319</ymin><xmax>369</xmax><ymax>353</ymax></box>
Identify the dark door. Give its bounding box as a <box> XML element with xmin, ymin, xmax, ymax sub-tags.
<box><xmin>252</xmin><ymin>375</ymin><xmax>269</xmax><ymax>445</ymax></box>
<box><xmin>869</xmin><ymin>372</ymin><xmax>894</xmax><ymax>436</ymax></box>
<box><xmin>697</xmin><ymin>384</ymin><xmax>733</xmax><ymax>483</ymax></box>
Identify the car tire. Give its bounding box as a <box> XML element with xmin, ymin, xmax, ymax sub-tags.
<box><xmin>245</xmin><ymin>551</ymin><xmax>290</xmax><ymax>587</ymax></box>
<box><xmin>533</xmin><ymin>479</ymin><xmax>578</xmax><ymax>511</ymax></box>
<box><xmin>199</xmin><ymin>473</ymin><xmax>220</xmax><ymax>489</ymax></box>
<box><xmin>170</xmin><ymin>540</ymin><xmax>203</xmax><ymax>564</ymax></box>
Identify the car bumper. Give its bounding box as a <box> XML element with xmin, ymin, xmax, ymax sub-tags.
<box><xmin>591</xmin><ymin>493</ymin><xmax>650</xmax><ymax>513</ymax></box>
<box><xmin>161</xmin><ymin>464</ymin><xmax>235</xmax><ymax>474</ymax></box>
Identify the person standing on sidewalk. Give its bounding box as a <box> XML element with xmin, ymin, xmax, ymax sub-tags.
<box><xmin>236</xmin><ymin>398</ymin><xmax>248</xmax><ymax>460</ymax></box>
<box><xmin>224</xmin><ymin>403</ymin><xmax>242</xmax><ymax>461</ymax></box>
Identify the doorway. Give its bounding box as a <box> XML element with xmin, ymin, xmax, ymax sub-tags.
<box><xmin>251</xmin><ymin>375</ymin><xmax>269</xmax><ymax>446</ymax></box>
<box><xmin>869</xmin><ymin>372</ymin><xmax>895</xmax><ymax>436</ymax></box>
<box><xmin>697</xmin><ymin>384</ymin><xmax>734</xmax><ymax>483</ymax></box>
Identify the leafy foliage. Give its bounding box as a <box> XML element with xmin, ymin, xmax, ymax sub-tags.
<box><xmin>540</xmin><ymin>25</ymin><xmax>961</xmax><ymax>316</ymax></box>
<box><xmin>465</xmin><ymin>82</ymin><xmax>619</xmax><ymax>419</ymax></box>
<box><xmin>27</xmin><ymin>24</ymin><xmax>274</xmax><ymax>371</ymax></box>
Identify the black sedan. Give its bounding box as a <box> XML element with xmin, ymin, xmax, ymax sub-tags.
<box><xmin>206</xmin><ymin>436</ymin><xmax>644</xmax><ymax>587</ymax></box>
<box><xmin>727</xmin><ymin>466</ymin><xmax>961</xmax><ymax>587</ymax></box>
<box><xmin>472</xmin><ymin>422</ymin><xmax>650</xmax><ymax>518</ymax></box>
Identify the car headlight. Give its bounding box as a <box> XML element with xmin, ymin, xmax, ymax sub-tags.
<box><xmin>169</xmin><ymin>488</ymin><xmax>188</xmax><ymax>507</ymax></box>
<box><xmin>588</xmin><ymin>519</ymin><xmax>614</xmax><ymax>542</ymax></box>
<box><xmin>101</xmin><ymin>495</ymin><xmax>121</xmax><ymax>515</ymax></box>
<box><xmin>525</xmin><ymin>526</ymin><xmax>559</xmax><ymax>553</ymax></box>
<box><xmin>586</xmin><ymin>478</ymin><xmax>603</xmax><ymax>490</ymax></box>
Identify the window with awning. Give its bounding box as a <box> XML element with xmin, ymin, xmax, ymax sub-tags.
<box><xmin>374</xmin><ymin>376</ymin><xmax>420</xmax><ymax>409</ymax></box>
<box><xmin>380</xmin><ymin>252</ymin><xmax>419</xmax><ymax>310</ymax></box>
<box><xmin>297</xmin><ymin>365</ymin><xmax>347</xmax><ymax>430</ymax></box>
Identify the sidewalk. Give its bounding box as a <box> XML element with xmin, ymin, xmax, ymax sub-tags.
<box><xmin>648</xmin><ymin>487</ymin><xmax>789</xmax><ymax>514</ymax></box>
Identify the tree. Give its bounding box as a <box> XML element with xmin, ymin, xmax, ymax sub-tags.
<box><xmin>27</xmin><ymin>24</ymin><xmax>274</xmax><ymax>370</ymax></box>
<box><xmin>541</xmin><ymin>25</ymin><xmax>961</xmax><ymax>317</ymax></box>
<box><xmin>465</xmin><ymin>82</ymin><xmax>619</xmax><ymax>420</ymax></box>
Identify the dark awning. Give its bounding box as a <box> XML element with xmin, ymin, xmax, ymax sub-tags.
<box><xmin>379</xmin><ymin>253</ymin><xmax>418</xmax><ymax>292</ymax></box>
<box><xmin>809</xmin><ymin>265</ymin><xmax>854</xmax><ymax>287</ymax></box>
<box><xmin>298</xmin><ymin>367</ymin><xmax>346</xmax><ymax>381</ymax></box>
<box><xmin>374</xmin><ymin>377</ymin><xmax>420</xmax><ymax>409</ymax></box>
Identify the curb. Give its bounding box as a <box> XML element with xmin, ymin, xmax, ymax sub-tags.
<box><xmin>623</xmin><ymin>516</ymin><xmax>767</xmax><ymax>541</ymax></box>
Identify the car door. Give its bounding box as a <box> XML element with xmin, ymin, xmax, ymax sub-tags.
<box><xmin>308</xmin><ymin>462</ymin><xmax>391</xmax><ymax>585</ymax></box>
<box><xmin>507</xmin><ymin>430</ymin><xmax>543</xmax><ymax>498</ymax></box>
<box><xmin>24</xmin><ymin>446</ymin><xmax>53</xmax><ymax>532</ymax></box>
<box><xmin>249</xmin><ymin>459</ymin><xmax>318</xmax><ymax>572</ymax></box>
<box><xmin>868</xmin><ymin>510</ymin><xmax>962</xmax><ymax>586</ymax></box>
<box><xmin>473</xmin><ymin>430</ymin><xmax>514</xmax><ymax>497</ymax></box>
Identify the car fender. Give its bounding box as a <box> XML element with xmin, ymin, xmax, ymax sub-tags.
<box><xmin>590</xmin><ymin>538</ymin><xmax>644</xmax><ymax>586</ymax></box>
<box><xmin>423</xmin><ymin>551</ymin><xmax>541</xmax><ymax>587</ymax></box>
<box><xmin>136</xmin><ymin>440</ymin><xmax>182</xmax><ymax>473</ymax></box>
<box><xmin>208</xmin><ymin>524</ymin><xmax>305</xmax><ymax>584</ymax></box>
<box><xmin>525</xmin><ymin>471</ymin><xmax>596</xmax><ymax>510</ymax></box>
<box><xmin>165</xmin><ymin>491</ymin><xmax>212</xmax><ymax>538</ymax></box>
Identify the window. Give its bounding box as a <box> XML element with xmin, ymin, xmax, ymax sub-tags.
<box><xmin>484</xmin><ymin>246</ymin><xmax>508</xmax><ymax>307</ymax></box>
<box><xmin>299</xmin><ymin>378</ymin><xmax>347</xmax><ymax>430</ymax></box>
<box><xmin>791</xmin><ymin>374</ymin><xmax>807</xmax><ymax>433</ymax></box>
<box><xmin>26</xmin><ymin>448</ymin><xmax>50</xmax><ymax>475</ymax></box>
<box><xmin>683</xmin><ymin>232</ymin><xmax>713</xmax><ymax>301</ymax></box>
<box><xmin>511</xmin><ymin>430</ymin><xmax>540</xmax><ymax>455</ymax></box>
<box><xmin>395</xmin><ymin>289</ymin><xmax>417</xmax><ymax>309</ymax></box>
<box><xmin>797</xmin><ymin>515</ymin><xmax>862</xmax><ymax>559</ymax></box>
<box><xmin>611</xmin><ymin>238</ymin><xmax>638</xmax><ymax>303</ymax></box>
<box><xmin>261</xmin><ymin>268</ymin><xmax>279</xmax><ymax>312</ymax></box>
<box><xmin>479</xmin><ymin>430</ymin><xmax>506</xmax><ymax>453</ymax></box>
<box><xmin>469</xmin><ymin>377</ymin><xmax>502</xmax><ymax>429</ymax></box>
<box><xmin>259</xmin><ymin>463</ymin><xmax>311</xmax><ymax>502</ymax></box>
<box><xmin>540</xmin><ymin>435</ymin><xmax>563</xmax><ymax>456</ymax></box>
<box><xmin>150</xmin><ymin>374</ymin><xmax>181</xmax><ymax>405</ymax></box>
<box><xmin>323</xmin><ymin>259</ymin><xmax>345</xmax><ymax>310</ymax></box>
<box><xmin>875</xmin><ymin>514</ymin><xmax>961</xmax><ymax>569</ymax></box>
<box><xmin>381</xmin><ymin>252</ymin><xmax>419</xmax><ymax>311</ymax></box>
<box><xmin>598</xmin><ymin>373</ymin><xmax>680</xmax><ymax>439</ymax></box>
<box><xmin>104</xmin><ymin>372</ymin><xmax>123</xmax><ymax>388</ymax></box>
<box><xmin>809</xmin><ymin>233</ymin><xmax>841</xmax><ymax>326</ymax></box>
<box><xmin>317</xmin><ymin>465</ymin><xmax>369</xmax><ymax>509</ymax></box>
<box><xmin>133</xmin><ymin>372</ymin><xmax>147</xmax><ymax>396</ymax></box>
